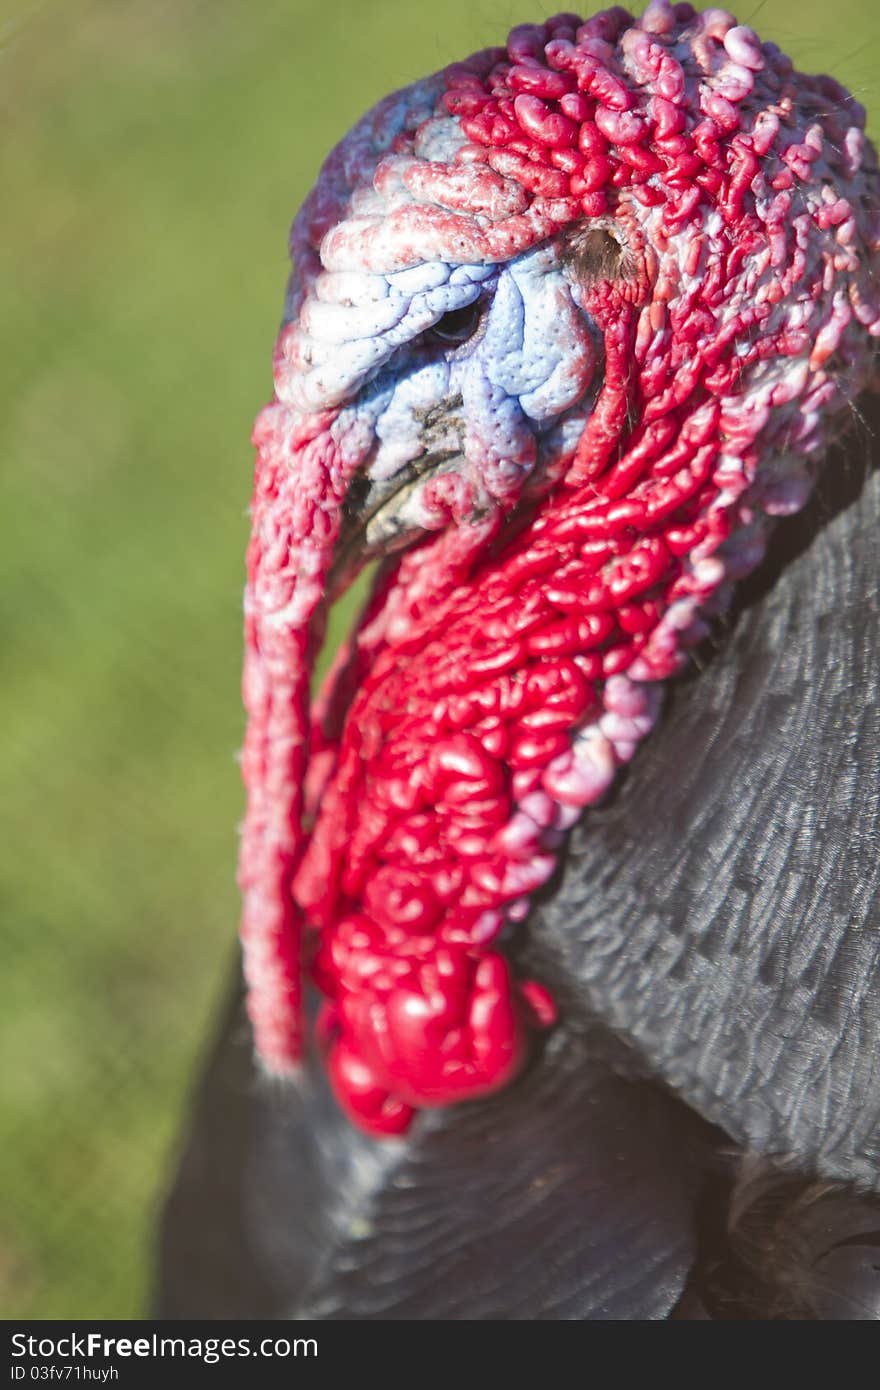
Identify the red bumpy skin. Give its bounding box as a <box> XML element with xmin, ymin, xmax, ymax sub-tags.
<box><xmin>239</xmin><ymin>3</ymin><xmax>880</xmax><ymax>1135</ymax></box>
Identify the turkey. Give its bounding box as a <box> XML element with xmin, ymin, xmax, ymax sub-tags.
<box><xmin>158</xmin><ymin>4</ymin><xmax>880</xmax><ymax>1318</ymax></box>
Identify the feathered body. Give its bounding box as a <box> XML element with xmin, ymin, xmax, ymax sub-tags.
<box><xmin>238</xmin><ymin>2</ymin><xmax>880</xmax><ymax>1134</ymax></box>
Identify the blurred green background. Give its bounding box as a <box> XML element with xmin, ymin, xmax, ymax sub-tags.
<box><xmin>1</xmin><ymin>0</ymin><xmax>877</xmax><ymax>1320</ymax></box>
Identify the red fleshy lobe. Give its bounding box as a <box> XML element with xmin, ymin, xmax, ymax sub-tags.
<box><xmin>239</xmin><ymin>5</ymin><xmax>880</xmax><ymax>1134</ymax></box>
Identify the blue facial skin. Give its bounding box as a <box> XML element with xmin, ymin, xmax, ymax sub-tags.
<box><xmin>314</xmin><ymin>242</ymin><xmax>602</xmax><ymax>567</ymax></box>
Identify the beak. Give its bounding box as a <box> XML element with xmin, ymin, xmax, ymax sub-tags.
<box><xmin>328</xmin><ymin>450</ymin><xmax>465</xmax><ymax>596</ymax></box>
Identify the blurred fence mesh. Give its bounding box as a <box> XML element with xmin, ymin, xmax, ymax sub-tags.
<box><xmin>1</xmin><ymin>0</ymin><xmax>877</xmax><ymax>1319</ymax></box>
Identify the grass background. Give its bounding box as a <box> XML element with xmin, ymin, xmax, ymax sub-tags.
<box><xmin>1</xmin><ymin>0</ymin><xmax>877</xmax><ymax>1319</ymax></box>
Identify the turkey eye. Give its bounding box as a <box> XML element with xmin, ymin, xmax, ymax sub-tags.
<box><xmin>428</xmin><ymin>301</ymin><xmax>482</xmax><ymax>345</ymax></box>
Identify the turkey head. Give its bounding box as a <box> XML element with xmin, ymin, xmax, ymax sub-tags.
<box><xmin>238</xmin><ymin>1</ymin><xmax>880</xmax><ymax>1137</ymax></box>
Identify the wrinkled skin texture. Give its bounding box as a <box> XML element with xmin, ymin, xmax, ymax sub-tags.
<box><xmin>238</xmin><ymin>2</ymin><xmax>880</xmax><ymax>1136</ymax></box>
<box><xmin>158</xmin><ymin>2</ymin><xmax>880</xmax><ymax>1318</ymax></box>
